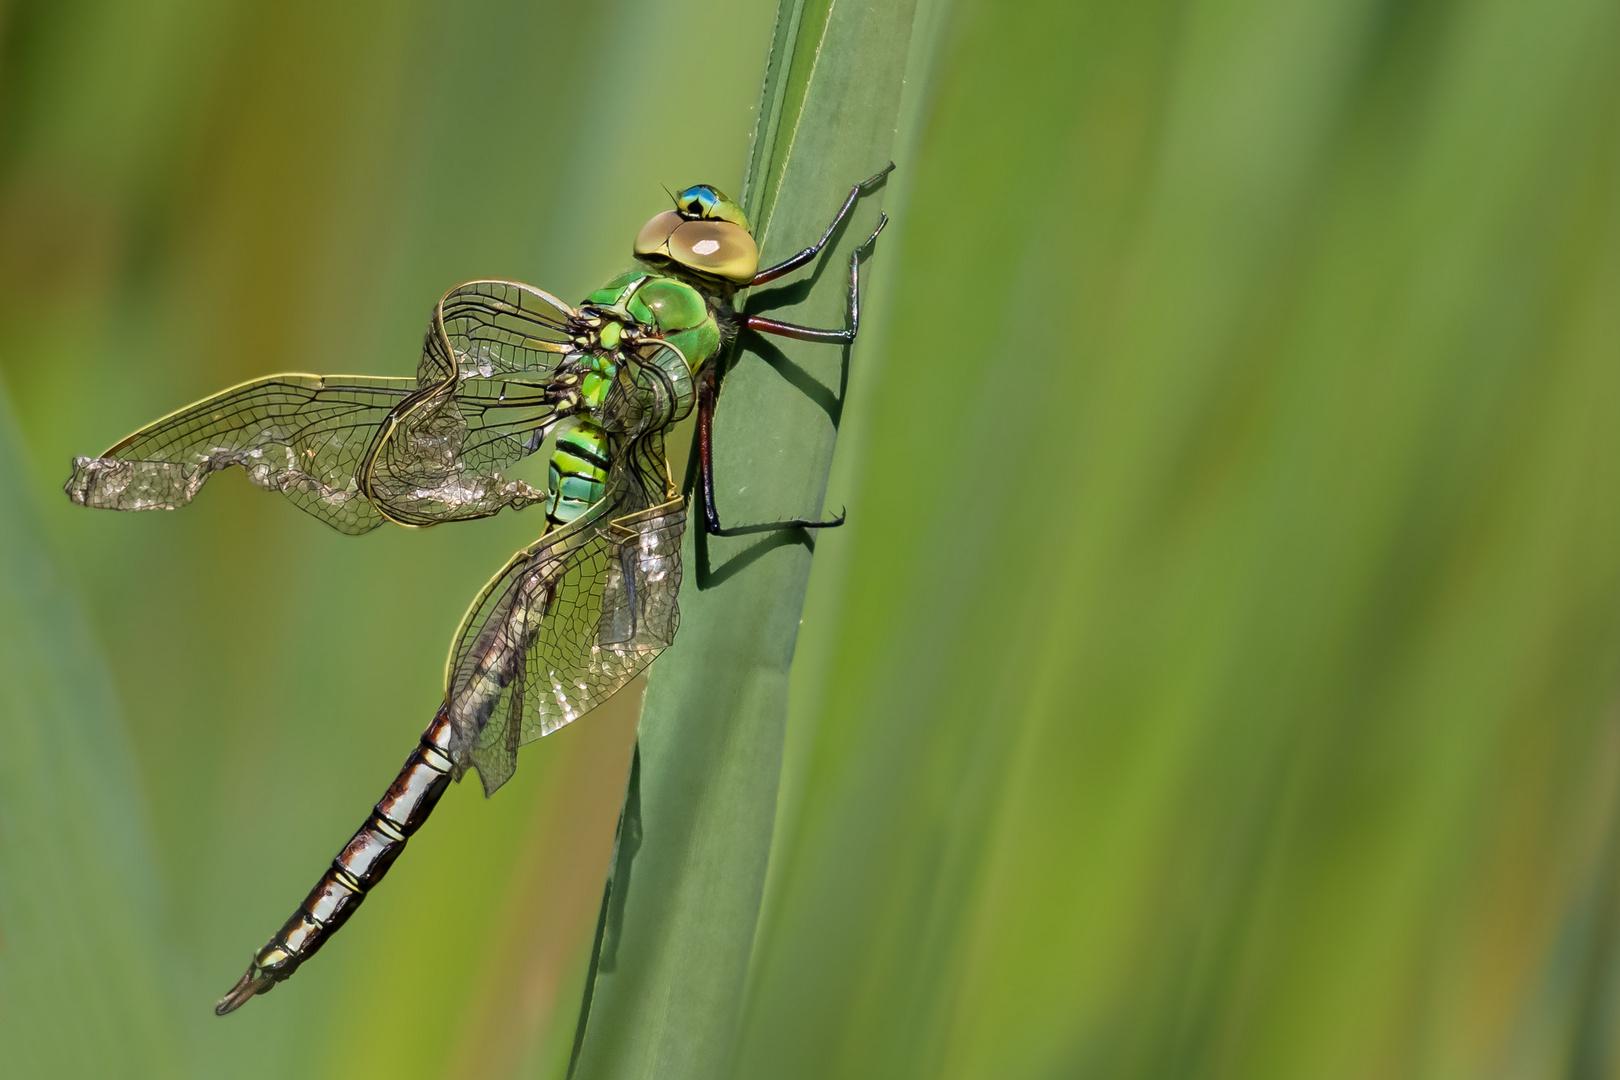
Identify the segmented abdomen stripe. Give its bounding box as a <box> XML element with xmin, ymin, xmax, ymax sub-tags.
<box><xmin>558</xmin><ymin>431</ymin><xmax>610</xmax><ymax>470</ymax></box>
<box><xmin>218</xmin><ymin>704</ymin><xmax>455</xmax><ymax>1012</ymax></box>
<box><xmin>278</xmin><ymin>707</ymin><xmax>452</xmax><ymax>954</ymax></box>
<box><xmin>547</xmin><ymin>420</ymin><xmax>611</xmax><ymax>526</ymax></box>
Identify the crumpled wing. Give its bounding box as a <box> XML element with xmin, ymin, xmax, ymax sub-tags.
<box><xmin>445</xmin><ymin>488</ymin><xmax>687</xmax><ymax>795</ymax></box>
<box><xmin>66</xmin><ymin>375</ymin><xmax>414</xmax><ymax>535</ymax></box>
<box><xmin>361</xmin><ymin>280</ymin><xmax>581</xmax><ymax>526</ymax></box>
<box><xmin>66</xmin><ymin>280</ymin><xmax>582</xmax><ymax>534</ymax></box>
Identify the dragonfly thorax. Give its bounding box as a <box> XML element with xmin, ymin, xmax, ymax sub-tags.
<box><xmin>581</xmin><ymin>272</ymin><xmax>724</xmax><ymax>375</ymax></box>
<box><xmin>572</xmin><ymin>305</ymin><xmax>650</xmax><ymax>353</ymax></box>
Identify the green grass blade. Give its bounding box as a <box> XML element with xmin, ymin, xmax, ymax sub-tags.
<box><xmin>0</xmin><ymin>380</ymin><xmax>181</xmax><ymax>1076</ymax></box>
<box><xmin>565</xmin><ymin>3</ymin><xmax>921</xmax><ymax>1076</ymax></box>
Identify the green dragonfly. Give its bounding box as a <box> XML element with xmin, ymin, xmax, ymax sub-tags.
<box><xmin>65</xmin><ymin>166</ymin><xmax>890</xmax><ymax>1015</ymax></box>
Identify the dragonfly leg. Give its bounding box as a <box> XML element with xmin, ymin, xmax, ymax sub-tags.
<box><xmin>742</xmin><ymin>212</ymin><xmax>888</xmax><ymax>346</ymax></box>
<box><xmin>748</xmin><ymin>163</ymin><xmax>894</xmax><ymax>287</ymax></box>
<box><xmin>215</xmin><ymin>702</ymin><xmax>456</xmax><ymax>1016</ymax></box>
<box><xmin>699</xmin><ymin>362</ymin><xmax>846</xmax><ymax>536</ymax></box>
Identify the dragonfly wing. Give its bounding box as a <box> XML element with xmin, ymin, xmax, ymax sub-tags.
<box><xmin>424</xmin><ymin>279</ymin><xmax>578</xmax><ymax>382</ymax></box>
<box><xmin>360</xmin><ymin>375</ymin><xmax>563</xmax><ymax>527</ymax></box>
<box><xmin>68</xmin><ymin>281</ymin><xmax>583</xmax><ymax>534</ymax></box>
<box><xmin>441</xmin><ymin>340</ymin><xmax>698</xmax><ymax>791</ymax></box>
<box><xmin>445</xmin><ymin>475</ymin><xmax>686</xmax><ymax>795</ymax></box>
<box><xmin>363</xmin><ymin>280</ymin><xmax>581</xmax><ymax>526</ymax></box>
<box><xmin>66</xmin><ymin>375</ymin><xmax>414</xmax><ymax>535</ymax></box>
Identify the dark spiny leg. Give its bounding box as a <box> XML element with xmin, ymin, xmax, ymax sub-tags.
<box><xmin>215</xmin><ymin>703</ymin><xmax>456</xmax><ymax>1016</ymax></box>
<box><xmin>706</xmin><ymin>199</ymin><xmax>888</xmax><ymax>536</ymax></box>
<box><xmin>698</xmin><ymin>362</ymin><xmax>721</xmax><ymax>533</ymax></box>
<box><xmin>748</xmin><ymin>163</ymin><xmax>894</xmax><ymax>287</ymax></box>
<box><xmin>742</xmin><ymin>213</ymin><xmax>888</xmax><ymax>346</ymax></box>
<box><xmin>699</xmin><ymin>360</ymin><xmax>846</xmax><ymax>536</ymax></box>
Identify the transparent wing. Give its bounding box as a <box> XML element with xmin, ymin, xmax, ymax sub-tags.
<box><xmin>66</xmin><ymin>375</ymin><xmax>414</xmax><ymax>535</ymax></box>
<box><xmin>66</xmin><ymin>280</ymin><xmax>583</xmax><ymax>534</ymax></box>
<box><xmin>422</xmin><ymin>279</ymin><xmax>578</xmax><ymax>383</ymax></box>
<box><xmin>444</xmin><ymin>436</ymin><xmax>684</xmax><ymax>795</ymax></box>
<box><xmin>362</xmin><ymin>280</ymin><xmax>581</xmax><ymax>526</ymax></box>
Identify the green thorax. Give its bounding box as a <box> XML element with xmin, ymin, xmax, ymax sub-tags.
<box><xmin>543</xmin><ymin>271</ymin><xmax>714</xmax><ymax>527</ymax></box>
<box><xmin>583</xmin><ymin>271</ymin><xmax>723</xmax><ymax>376</ymax></box>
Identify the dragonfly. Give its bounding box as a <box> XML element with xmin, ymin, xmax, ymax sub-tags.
<box><xmin>65</xmin><ymin>166</ymin><xmax>890</xmax><ymax>1015</ymax></box>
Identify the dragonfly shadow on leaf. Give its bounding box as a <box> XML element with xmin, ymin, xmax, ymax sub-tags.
<box><xmin>596</xmin><ymin>745</ymin><xmax>642</xmax><ymax>977</ymax></box>
<box><xmin>741</xmin><ymin>331</ymin><xmax>849</xmax><ymax>427</ymax></box>
<box><xmin>745</xmin><ymin>275</ymin><xmax>819</xmax><ymax>312</ymax></box>
<box><xmin>683</xmin><ymin>339</ymin><xmax>838</xmax><ymax>591</ymax></box>
<box><xmin>691</xmin><ymin>497</ymin><xmax>818</xmax><ymax>589</ymax></box>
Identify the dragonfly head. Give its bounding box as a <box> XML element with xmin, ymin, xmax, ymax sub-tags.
<box><xmin>634</xmin><ymin>184</ymin><xmax>758</xmax><ymax>285</ymax></box>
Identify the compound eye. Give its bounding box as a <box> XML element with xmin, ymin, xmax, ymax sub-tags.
<box><xmin>634</xmin><ymin>211</ymin><xmax>683</xmax><ymax>258</ymax></box>
<box><xmin>667</xmin><ymin>220</ymin><xmax>758</xmax><ymax>283</ymax></box>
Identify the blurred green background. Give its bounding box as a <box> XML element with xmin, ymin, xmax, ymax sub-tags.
<box><xmin>3</xmin><ymin>0</ymin><xmax>1620</xmax><ymax>1077</ymax></box>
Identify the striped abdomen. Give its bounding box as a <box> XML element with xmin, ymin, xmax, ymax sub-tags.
<box><xmin>214</xmin><ymin>705</ymin><xmax>455</xmax><ymax>1015</ymax></box>
<box><xmin>546</xmin><ymin>419</ymin><xmax>610</xmax><ymax>526</ymax></box>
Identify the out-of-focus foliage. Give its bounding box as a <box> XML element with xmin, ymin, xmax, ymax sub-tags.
<box><xmin>0</xmin><ymin>381</ymin><xmax>179</xmax><ymax>1075</ymax></box>
<box><xmin>2</xmin><ymin>0</ymin><xmax>1618</xmax><ymax>1077</ymax></box>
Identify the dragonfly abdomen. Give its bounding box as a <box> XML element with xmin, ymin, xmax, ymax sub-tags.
<box><xmin>546</xmin><ymin>419</ymin><xmax>611</xmax><ymax>527</ymax></box>
<box><xmin>214</xmin><ymin>705</ymin><xmax>455</xmax><ymax>1014</ymax></box>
